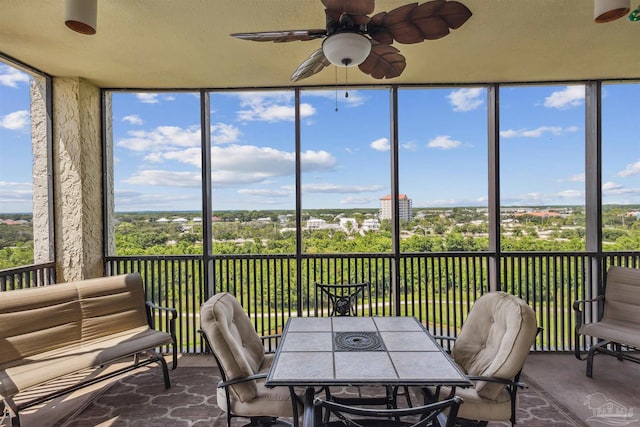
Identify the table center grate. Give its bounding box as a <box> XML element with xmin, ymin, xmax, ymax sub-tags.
<box><xmin>334</xmin><ymin>331</ymin><xmax>385</xmax><ymax>351</ymax></box>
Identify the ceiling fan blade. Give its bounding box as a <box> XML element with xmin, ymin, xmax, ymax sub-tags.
<box><xmin>358</xmin><ymin>43</ymin><xmax>406</xmax><ymax>79</ymax></box>
<box><xmin>367</xmin><ymin>0</ymin><xmax>471</xmax><ymax>44</ymax></box>
<box><xmin>439</xmin><ymin>1</ymin><xmax>473</xmax><ymax>29</ymax></box>
<box><xmin>290</xmin><ymin>48</ymin><xmax>331</xmax><ymax>82</ymax></box>
<box><xmin>231</xmin><ymin>29</ymin><xmax>327</xmax><ymax>42</ymax></box>
<box><xmin>322</xmin><ymin>0</ymin><xmax>375</xmax><ymax>16</ymax></box>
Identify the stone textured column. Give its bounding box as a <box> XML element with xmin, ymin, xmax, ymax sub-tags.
<box><xmin>52</xmin><ymin>77</ymin><xmax>103</xmax><ymax>282</ymax></box>
<box><xmin>31</xmin><ymin>75</ymin><xmax>53</xmax><ymax>266</ymax></box>
<box><xmin>104</xmin><ymin>93</ymin><xmax>115</xmax><ymax>257</ymax></box>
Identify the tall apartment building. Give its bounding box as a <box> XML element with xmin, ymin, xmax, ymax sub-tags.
<box><xmin>379</xmin><ymin>194</ymin><xmax>412</xmax><ymax>221</ymax></box>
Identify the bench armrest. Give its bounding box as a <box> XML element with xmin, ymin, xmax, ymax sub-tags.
<box><xmin>146</xmin><ymin>301</ymin><xmax>178</xmax><ymax>369</ymax></box>
<box><xmin>146</xmin><ymin>301</ymin><xmax>177</xmax><ymax>333</ymax></box>
<box><xmin>573</xmin><ymin>295</ymin><xmax>604</xmax><ymax>330</ymax></box>
<box><xmin>573</xmin><ymin>295</ymin><xmax>604</xmax><ymax>312</ymax></box>
<box><xmin>573</xmin><ymin>295</ymin><xmax>604</xmax><ymax>361</ymax></box>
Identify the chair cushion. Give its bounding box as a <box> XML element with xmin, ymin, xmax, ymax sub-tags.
<box><xmin>451</xmin><ymin>292</ymin><xmax>537</xmax><ymax>400</ymax></box>
<box><xmin>429</xmin><ymin>385</ymin><xmax>513</xmax><ymax>422</ymax></box>
<box><xmin>217</xmin><ymin>354</ymin><xmax>295</xmax><ymax>418</ymax></box>
<box><xmin>200</xmin><ymin>293</ymin><xmax>266</xmax><ymax>403</ymax></box>
<box><xmin>580</xmin><ymin>319</ymin><xmax>640</xmax><ymax>348</ymax></box>
<box><xmin>601</xmin><ymin>266</ymin><xmax>640</xmax><ymax>326</ymax></box>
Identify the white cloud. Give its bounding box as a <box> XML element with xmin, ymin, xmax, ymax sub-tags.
<box><xmin>500</xmin><ymin>126</ymin><xmax>578</xmax><ymax>138</ymax></box>
<box><xmin>448</xmin><ymin>88</ymin><xmax>484</xmax><ymax>112</ymax></box>
<box><xmin>370</xmin><ymin>138</ymin><xmax>390</xmax><ymax>151</ymax></box>
<box><xmin>617</xmin><ymin>160</ymin><xmax>640</xmax><ymax>178</ymax></box>
<box><xmin>122</xmin><ymin>115</ymin><xmax>143</xmax><ymax>125</ymax></box>
<box><xmin>300</xmin><ymin>150</ymin><xmax>336</xmax><ymax>172</ymax></box>
<box><xmin>155</xmin><ymin>147</ymin><xmax>201</xmax><ymax>167</ymax></box>
<box><xmin>560</xmin><ymin>173</ymin><xmax>585</xmax><ymax>183</ymax></box>
<box><xmin>0</xmin><ymin>181</ymin><xmax>34</xmax><ymax>204</ymax></box>
<box><xmin>0</xmin><ymin>66</ymin><xmax>30</xmax><ymax>88</ymax></box>
<box><xmin>114</xmin><ymin>189</ymin><xmax>198</xmax><ymax>210</ymax></box>
<box><xmin>340</xmin><ymin>195</ymin><xmax>377</xmax><ymax>205</ymax></box>
<box><xmin>0</xmin><ymin>110</ymin><xmax>29</xmax><ymax>130</ymax></box>
<box><xmin>602</xmin><ymin>182</ymin><xmax>640</xmax><ymax>199</ymax></box>
<box><xmin>117</xmin><ymin>125</ymin><xmax>201</xmax><ymax>151</ymax></box>
<box><xmin>401</xmin><ymin>141</ymin><xmax>418</xmax><ymax>151</ymax></box>
<box><xmin>238</xmin><ymin>189</ymin><xmax>291</xmax><ymax>197</ymax></box>
<box><xmin>557</xmin><ymin>189</ymin><xmax>583</xmax><ymax>199</ymax></box>
<box><xmin>603</xmin><ymin>181</ymin><xmax>624</xmax><ymax>191</ymax></box>
<box><xmin>301</xmin><ymin>183</ymin><xmax>384</xmax><ymax>193</ymax></box>
<box><xmin>136</xmin><ymin>93</ymin><xmax>160</xmax><ymax>104</ymax></box>
<box><xmin>207</xmin><ymin>145</ymin><xmax>335</xmax><ymax>186</ymax></box>
<box><xmin>302</xmin><ymin>90</ymin><xmax>366</xmax><ymax>107</ymax></box>
<box><xmin>123</xmin><ymin>170</ymin><xmax>201</xmax><ymax>187</ymax></box>
<box><xmin>235</xmin><ymin>92</ymin><xmax>315</xmax><ymax>122</ymax></box>
<box><xmin>211</xmin><ymin>123</ymin><xmax>241</xmax><ymax>144</ymax></box>
<box><xmin>427</xmin><ymin>135</ymin><xmax>462</xmax><ymax>150</ymax></box>
<box><xmin>544</xmin><ymin>86</ymin><xmax>584</xmax><ymax>109</ymax></box>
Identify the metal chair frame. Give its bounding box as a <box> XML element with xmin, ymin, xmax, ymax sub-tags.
<box><xmin>314</xmin><ymin>282</ymin><xmax>370</xmax><ymax>317</ymax></box>
<box><xmin>304</xmin><ymin>387</ymin><xmax>462</xmax><ymax>427</ymax></box>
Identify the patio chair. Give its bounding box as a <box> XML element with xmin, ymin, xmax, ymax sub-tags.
<box><xmin>303</xmin><ymin>387</ymin><xmax>463</xmax><ymax>427</ymax></box>
<box><xmin>314</xmin><ymin>282</ymin><xmax>370</xmax><ymax>316</ymax></box>
<box><xmin>199</xmin><ymin>292</ymin><xmax>302</xmax><ymax>427</ymax></box>
<box><xmin>574</xmin><ymin>265</ymin><xmax>640</xmax><ymax>377</ymax></box>
<box><xmin>417</xmin><ymin>292</ymin><xmax>539</xmax><ymax>426</ymax></box>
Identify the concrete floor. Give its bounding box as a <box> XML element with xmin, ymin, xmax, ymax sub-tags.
<box><xmin>5</xmin><ymin>353</ymin><xmax>640</xmax><ymax>427</ymax></box>
<box><xmin>522</xmin><ymin>353</ymin><xmax>640</xmax><ymax>426</ymax></box>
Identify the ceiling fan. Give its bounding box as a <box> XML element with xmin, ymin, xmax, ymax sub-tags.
<box><xmin>230</xmin><ymin>0</ymin><xmax>472</xmax><ymax>82</ymax></box>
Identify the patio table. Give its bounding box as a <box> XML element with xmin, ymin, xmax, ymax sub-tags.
<box><xmin>265</xmin><ymin>316</ymin><xmax>471</xmax><ymax>425</ymax></box>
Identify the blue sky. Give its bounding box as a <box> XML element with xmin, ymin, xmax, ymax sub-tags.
<box><xmin>1</xmin><ymin>62</ymin><xmax>639</xmax><ymax>213</ymax></box>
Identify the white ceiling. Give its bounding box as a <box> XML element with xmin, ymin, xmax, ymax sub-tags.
<box><xmin>1</xmin><ymin>0</ymin><xmax>638</xmax><ymax>89</ymax></box>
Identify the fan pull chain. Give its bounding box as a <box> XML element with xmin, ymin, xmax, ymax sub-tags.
<box><xmin>344</xmin><ymin>66</ymin><xmax>349</xmax><ymax>98</ymax></box>
<box><xmin>335</xmin><ymin>66</ymin><xmax>339</xmax><ymax>112</ymax></box>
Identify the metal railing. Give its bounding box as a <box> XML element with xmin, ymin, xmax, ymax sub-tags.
<box><xmin>0</xmin><ymin>261</ymin><xmax>56</xmax><ymax>291</ymax></box>
<box><xmin>3</xmin><ymin>252</ymin><xmax>640</xmax><ymax>355</ymax></box>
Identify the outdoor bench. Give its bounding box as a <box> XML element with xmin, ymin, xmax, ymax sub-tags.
<box><xmin>0</xmin><ymin>272</ymin><xmax>177</xmax><ymax>426</ymax></box>
<box><xmin>574</xmin><ymin>265</ymin><xmax>640</xmax><ymax>377</ymax></box>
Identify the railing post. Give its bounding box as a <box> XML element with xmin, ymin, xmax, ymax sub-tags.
<box><xmin>389</xmin><ymin>87</ymin><xmax>401</xmax><ymax>315</ymax></box>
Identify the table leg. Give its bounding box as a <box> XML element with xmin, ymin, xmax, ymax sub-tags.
<box><xmin>302</xmin><ymin>387</ymin><xmax>316</xmax><ymax>427</ymax></box>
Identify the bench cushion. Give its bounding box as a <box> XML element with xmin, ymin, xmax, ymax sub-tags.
<box><xmin>0</xmin><ymin>326</ymin><xmax>172</xmax><ymax>397</ymax></box>
<box><xmin>0</xmin><ymin>273</ymin><xmax>172</xmax><ymax>399</ymax></box>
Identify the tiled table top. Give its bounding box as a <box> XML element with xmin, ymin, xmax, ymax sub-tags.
<box><xmin>265</xmin><ymin>316</ymin><xmax>471</xmax><ymax>387</ymax></box>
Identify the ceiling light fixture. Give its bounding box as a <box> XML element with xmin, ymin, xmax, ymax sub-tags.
<box><xmin>594</xmin><ymin>0</ymin><xmax>630</xmax><ymax>23</ymax></box>
<box><xmin>630</xmin><ymin>4</ymin><xmax>640</xmax><ymax>20</ymax></box>
<box><xmin>322</xmin><ymin>33</ymin><xmax>372</xmax><ymax>67</ymax></box>
<box><xmin>65</xmin><ymin>0</ymin><xmax>97</xmax><ymax>35</ymax></box>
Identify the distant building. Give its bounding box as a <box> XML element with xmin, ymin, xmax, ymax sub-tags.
<box><xmin>306</xmin><ymin>218</ymin><xmax>327</xmax><ymax>230</ymax></box>
<box><xmin>379</xmin><ymin>194</ymin><xmax>412</xmax><ymax>221</ymax></box>
<box><xmin>306</xmin><ymin>218</ymin><xmax>339</xmax><ymax>231</ymax></box>
<box><xmin>361</xmin><ymin>219</ymin><xmax>380</xmax><ymax>232</ymax></box>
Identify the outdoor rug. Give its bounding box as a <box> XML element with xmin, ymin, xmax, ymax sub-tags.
<box><xmin>60</xmin><ymin>366</ymin><xmax>587</xmax><ymax>427</ymax></box>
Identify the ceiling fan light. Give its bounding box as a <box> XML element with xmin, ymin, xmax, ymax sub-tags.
<box><xmin>594</xmin><ymin>0</ymin><xmax>630</xmax><ymax>23</ymax></box>
<box><xmin>65</xmin><ymin>0</ymin><xmax>97</xmax><ymax>35</ymax></box>
<box><xmin>322</xmin><ymin>33</ymin><xmax>372</xmax><ymax>67</ymax></box>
